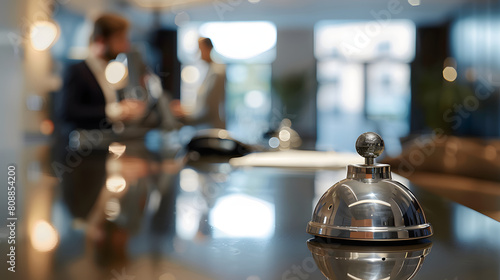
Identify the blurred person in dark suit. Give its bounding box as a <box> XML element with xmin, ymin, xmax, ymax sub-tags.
<box><xmin>58</xmin><ymin>14</ymin><xmax>145</xmax><ymax>134</ymax></box>
<box><xmin>170</xmin><ymin>37</ymin><xmax>226</xmax><ymax>129</ymax></box>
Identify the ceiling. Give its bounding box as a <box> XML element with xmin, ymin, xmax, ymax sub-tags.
<box><xmin>60</xmin><ymin>0</ymin><xmax>490</xmax><ymax>29</ymax></box>
<box><xmin>177</xmin><ymin>0</ymin><xmax>484</xmax><ymax>27</ymax></box>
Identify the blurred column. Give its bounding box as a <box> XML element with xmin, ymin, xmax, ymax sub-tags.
<box><xmin>271</xmin><ymin>27</ymin><xmax>317</xmax><ymax>148</ymax></box>
<box><xmin>0</xmin><ymin>2</ymin><xmax>61</xmax><ymax>280</ymax></box>
<box><xmin>23</xmin><ymin>0</ymin><xmax>62</xmax><ymax>137</ymax></box>
<box><xmin>410</xmin><ymin>24</ymin><xmax>449</xmax><ymax>134</ymax></box>
<box><xmin>0</xmin><ymin>2</ymin><xmax>24</xmax><ymax>280</ymax></box>
<box><xmin>151</xmin><ymin>28</ymin><xmax>181</xmax><ymax>99</ymax></box>
<box><xmin>0</xmin><ymin>1</ymin><xmax>24</xmax><ymax>162</ymax></box>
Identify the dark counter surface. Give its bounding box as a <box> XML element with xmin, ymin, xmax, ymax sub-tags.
<box><xmin>2</xmin><ymin>141</ymin><xmax>500</xmax><ymax>280</ymax></box>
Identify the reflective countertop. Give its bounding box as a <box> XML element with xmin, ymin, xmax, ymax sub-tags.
<box><xmin>2</xmin><ymin>140</ymin><xmax>500</xmax><ymax>280</ymax></box>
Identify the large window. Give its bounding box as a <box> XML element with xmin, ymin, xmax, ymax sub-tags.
<box><xmin>178</xmin><ymin>22</ymin><xmax>277</xmax><ymax>143</ymax></box>
<box><xmin>315</xmin><ymin>20</ymin><xmax>415</xmax><ymax>156</ymax></box>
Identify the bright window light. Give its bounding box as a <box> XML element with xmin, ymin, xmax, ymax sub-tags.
<box><xmin>317</xmin><ymin>61</ymin><xmax>364</xmax><ymax>114</ymax></box>
<box><xmin>199</xmin><ymin>21</ymin><xmax>277</xmax><ymax>60</ymax></box>
<box><xmin>210</xmin><ymin>194</ymin><xmax>275</xmax><ymax>238</ymax></box>
<box><xmin>367</xmin><ymin>62</ymin><xmax>411</xmax><ymax>117</ymax></box>
<box><xmin>315</xmin><ymin>20</ymin><xmax>415</xmax><ymax>62</ymax></box>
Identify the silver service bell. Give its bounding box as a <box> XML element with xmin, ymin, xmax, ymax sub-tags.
<box><xmin>307</xmin><ymin>132</ymin><xmax>433</xmax><ymax>241</ymax></box>
<box><xmin>307</xmin><ymin>238</ymin><xmax>432</xmax><ymax>279</ymax></box>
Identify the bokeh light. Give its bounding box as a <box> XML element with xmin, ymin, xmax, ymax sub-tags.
<box><xmin>40</xmin><ymin>119</ymin><xmax>54</xmax><ymax>135</ymax></box>
<box><xmin>31</xmin><ymin>220</ymin><xmax>59</xmax><ymax>252</ymax></box>
<box><xmin>244</xmin><ymin>90</ymin><xmax>266</xmax><ymax>109</ymax></box>
<box><xmin>108</xmin><ymin>142</ymin><xmax>127</xmax><ymax>158</ymax></box>
<box><xmin>443</xmin><ymin>66</ymin><xmax>458</xmax><ymax>82</ymax></box>
<box><xmin>181</xmin><ymin>65</ymin><xmax>200</xmax><ymax>84</ymax></box>
<box><xmin>105</xmin><ymin>61</ymin><xmax>128</xmax><ymax>84</ymax></box>
<box><xmin>30</xmin><ymin>21</ymin><xmax>59</xmax><ymax>51</ymax></box>
<box><xmin>106</xmin><ymin>175</ymin><xmax>127</xmax><ymax>193</ymax></box>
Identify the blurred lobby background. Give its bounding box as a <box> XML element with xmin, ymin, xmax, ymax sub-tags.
<box><xmin>0</xmin><ymin>0</ymin><xmax>500</xmax><ymax>206</ymax></box>
<box><xmin>2</xmin><ymin>1</ymin><xmax>500</xmax><ymax>140</ymax></box>
<box><xmin>1</xmin><ymin>0</ymin><xmax>500</xmax><ymax>278</ymax></box>
<box><xmin>0</xmin><ymin>0</ymin><xmax>500</xmax><ymax>279</ymax></box>
<box><xmin>2</xmin><ymin>0</ymin><xmax>500</xmax><ymax>146</ymax></box>
<box><xmin>1</xmin><ymin>0</ymin><xmax>499</xmax><ymax>190</ymax></box>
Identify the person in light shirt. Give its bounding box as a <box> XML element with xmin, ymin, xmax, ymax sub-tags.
<box><xmin>59</xmin><ymin>13</ymin><xmax>145</xmax><ymax>133</ymax></box>
<box><xmin>171</xmin><ymin>37</ymin><xmax>226</xmax><ymax>129</ymax></box>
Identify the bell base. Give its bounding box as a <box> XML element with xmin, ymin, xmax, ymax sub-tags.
<box><xmin>307</xmin><ymin>222</ymin><xmax>433</xmax><ymax>241</ymax></box>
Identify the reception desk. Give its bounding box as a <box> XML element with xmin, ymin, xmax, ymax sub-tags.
<box><xmin>5</xmin><ymin>140</ymin><xmax>500</xmax><ymax>280</ymax></box>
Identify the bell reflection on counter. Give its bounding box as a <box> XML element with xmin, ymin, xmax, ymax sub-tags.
<box><xmin>307</xmin><ymin>132</ymin><xmax>433</xmax><ymax>241</ymax></box>
<box><xmin>307</xmin><ymin>238</ymin><xmax>432</xmax><ymax>280</ymax></box>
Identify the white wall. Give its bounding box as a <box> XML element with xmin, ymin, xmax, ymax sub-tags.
<box><xmin>0</xmin><ymin>2</ymin><xmax>24</xmax><ymax>163</ymax></box>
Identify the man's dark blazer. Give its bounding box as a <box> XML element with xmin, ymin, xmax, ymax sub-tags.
<box><xmin>58</xmin><ymin>61</ymin><xmax>110</xmax><ymax>131</ymax></box>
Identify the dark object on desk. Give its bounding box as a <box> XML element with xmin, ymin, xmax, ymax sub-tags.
<box><xmin>307</xmin><ymin>132</ymin><xmax>433</xmax><ymax>241</ymax></box>
<box><xmin>187</xmin><ymin>129</ymin><xmax>254</xmax><ymax>157</ymax></box>
<box><xmin>307</xmin><ymin>237</ymin><xmax>432</xmax><ymax>280</ymax></box>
